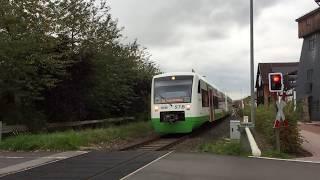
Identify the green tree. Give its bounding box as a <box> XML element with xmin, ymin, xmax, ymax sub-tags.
<box><xmin>0</xmin><ymin>0</ymin><xmax>160</xmax><ymax>129</ymax></box>
<box><xmin>0</xmin><ymin>0</ymin><xmax>70</xmax><ymax>125</ymax></box>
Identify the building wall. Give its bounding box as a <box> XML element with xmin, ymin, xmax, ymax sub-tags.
<box><xmin>297</xmin><ymin>10</ymin><xmax>320</xmax><ymax>38</ymax></box>
<box><xmin>297</xmin><ymin>32</ymin><xmax>320</xmax><ymax>121</ymax></box>
<box><xmin>256</xmin><ymin>84</ymin><xmax>272</xmax><ymax>106</ymax></box>
<box><xmin>263</xmin><ymin>85</ymin><xmax>270</xmax><ymax>106</ymax></box>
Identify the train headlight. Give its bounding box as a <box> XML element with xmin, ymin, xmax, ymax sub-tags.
<box><xmin>154</xmin><ymin>106</ymin><xmax>159</xmax><ymax>112</ymax></box>
<box><xmin>186</xmin><ymin>104</ymin><xmax>191</xmax><ymax>110</ymax></box>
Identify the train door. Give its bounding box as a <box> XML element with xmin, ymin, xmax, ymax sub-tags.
<box><xmin>209</xmin><ymin>89</ymin><xmax>214</xmax><ymax>122</ymax></box>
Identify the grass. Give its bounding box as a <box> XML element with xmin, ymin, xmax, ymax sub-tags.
<box><xmin>198</xmin><ymin>138</ymin><xmax>247</xmax><ymax>156</ymax></box>
<box><xmin>215</xmin><ymin>112</ymin><xmax>226</xmax><ymax>120</ymax></box>
<box><xmin>197</xmin><ymin>138</ymin><xmax>293</xmax><ymax>158</ymax></box>
<box><xmin>0</xmin><ymin>121</ymin><xmax>153</xmax><ymax>151</ymax></box>
<box><xmin>262</xmin><ymin>151</ymin><xmax>292</xmax><ymax>159</ymax></box>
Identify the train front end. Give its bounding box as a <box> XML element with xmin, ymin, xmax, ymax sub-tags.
<box><xmin>151</xmin><ymin>73</ymin><xmax>203</xmax><ymax>134</ymax></box>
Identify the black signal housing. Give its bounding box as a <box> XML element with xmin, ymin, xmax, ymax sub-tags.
<box><xmin>268</xmin><ymin>73</ymin><xmax>283</xmax><ymax>92</ymax></box>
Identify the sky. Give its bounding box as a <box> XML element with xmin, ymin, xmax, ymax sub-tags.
<box><xmin>107</xmin><ymin>0</ymin><xmax>317</xmax><ymax>100</ymax></box>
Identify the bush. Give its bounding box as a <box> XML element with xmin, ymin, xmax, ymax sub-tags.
<box><xmin>244</xmin><ymin>102</ymin><xmax>302</xmax><ymax>154</ymax></box>
<box><xmin>281</xmin><ymin>102</ymin><xmax>303</xmax><ymax>153</ymax></box>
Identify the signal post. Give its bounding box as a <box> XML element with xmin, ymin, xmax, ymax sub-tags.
<box><xmin>0</xmin><ymin>121</ymin><xmax>2</xmax><ymax>141</ymax></box>
<box><xmin>268</xmin><ymin>73</ymin><xmax>289</xmax><ymax>152</ymax></box>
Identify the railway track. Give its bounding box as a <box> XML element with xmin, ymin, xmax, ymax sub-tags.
<box><xmin>120</xmin><ymin>115</ymin><xmax>230</xmax><ymax>151</ymax></box>
<box><xmin>131</xmin><ymin>135</ymin><xmax>187</xmax><ymax>151</ymax></box>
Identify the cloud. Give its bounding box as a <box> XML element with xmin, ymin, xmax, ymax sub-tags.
<box><xmin>110</xmin><ymin>0</ymin><xmax>279</xmax><ymax>47</ymax></box>
<box><xmin>108</xmin><ymin>0</ymin><xmax>317</xmax><ymax>99</ymax></box>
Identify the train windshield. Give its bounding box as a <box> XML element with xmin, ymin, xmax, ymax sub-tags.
<box><xmin>154</xmin><ymin>75</ymin><xmax>193</xmax><ymax>104</ymax></box>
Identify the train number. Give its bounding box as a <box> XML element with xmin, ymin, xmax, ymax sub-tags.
<box><xmin>174</xmin><ymin>105</ymin><xmax>185</xmax><ymax>109</ymax></box>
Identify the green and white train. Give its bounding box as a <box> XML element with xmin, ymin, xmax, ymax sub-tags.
<box><xmin>151</xmin><ymin>72</ymin><xmax>232</xmax><ymax>134</ymax></box>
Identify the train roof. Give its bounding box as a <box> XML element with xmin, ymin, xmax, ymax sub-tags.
<box><xmin>153</xmin><ymin>72</ymin><xmax>209</xmax><ymax>82</ymax></box>
<box><xmin>153</xmin><ymin>72</ymin><xmax>224</xmax><ymax>95</ymax></box>
<box><xmin>153</xmin><ymin>72</ymin><xmax>197</xmax><ymax>78</ymax></box>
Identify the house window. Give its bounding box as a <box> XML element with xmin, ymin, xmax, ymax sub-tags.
<box><xmin>307</xmin><ymin>69</ymin><xmax>313</xmax><ymax>81</ymax></box>
<box><xmin>306</xmin><ymin>18</ymin><xmax>312</xmax><ymax>26</ymax></box>
<box><xmin>309</xmin><ymin>39</ymin><xmax>315</xmax><ymax>50</ymax></box>
<box><xmin>316</xmin><ymin>99</ymin><xmax>320</xmax><ymax>112</ymax></box>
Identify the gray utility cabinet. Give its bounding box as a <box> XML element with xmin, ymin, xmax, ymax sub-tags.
<box><xmin>230</xmin><ymin>120</ymin><xmax>240</xmax><ymax>140</ymax></box>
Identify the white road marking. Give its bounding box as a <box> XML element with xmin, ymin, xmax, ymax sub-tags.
<box><xmin>0</xmin><ymin>157</ymin><xmax>25</xmax><ymax>159</ymax></box>
<box><xmin>250</xmin><ymin>156</ymin><xmax>320</xmax><ymax>164</ymax></box>
<box><xmin>0</xmin><ymin>156</ymin><xmax>69</xmax><ymax>159</ymax></box>
<box><xmin>120</xmin><ymin>151</ymin><xmax>174</xmax><ymax>180</ymax></box>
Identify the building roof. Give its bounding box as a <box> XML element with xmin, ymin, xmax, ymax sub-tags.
<box><xmin>296</xmin><ymin>7</ymin><xmax>320</xmax><ymax>22</ymax></box>
<box><xmin>256</xmin><ymin>62</ymin><xmax>299</xmax><ymax>87</ymax></box>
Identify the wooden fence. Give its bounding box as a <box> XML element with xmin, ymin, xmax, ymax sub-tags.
<box><xmin>0</xmin><ymin>117</ymin><xmax>134</xmax><ymax>141</ymax></box>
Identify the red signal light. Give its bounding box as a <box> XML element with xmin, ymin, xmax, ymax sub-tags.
<box><xmin>273</xmin><ymin>75</ymin><xmax>281</xmax><ymax>83</ymax></box>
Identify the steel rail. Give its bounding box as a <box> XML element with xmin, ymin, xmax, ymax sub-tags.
<box><xmin>121</xmin><ymin>115</ymin><xmax>230</xmax><ymax>151</ymax></box>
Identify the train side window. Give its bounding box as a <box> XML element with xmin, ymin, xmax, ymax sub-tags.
<box><xmin>201</xmin><ymin>89</ymin><xmax>209</xmax><ymax>107</ymax></box>
<box><xmin>198</xmin><ymin>80</ymin><xmax>201</xmax><ymax>93</ymax></box>
<box><xmin>211</xmin><ymin>94</ymin><xmax>214</xmax><ymax>108</ymax></box>
<box><xmin>214</xmin><ymin>96</ymin><xmax>219</xmax><ymax>108</ymax></box>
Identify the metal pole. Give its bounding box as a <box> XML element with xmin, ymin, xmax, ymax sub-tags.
<box><xmin>225</xmin><ymin>92</ymin><xmax>228</xmax><ymax>112</ymax></box>
<box><xmin>0</xmin><ymin>121</ymin><xmax>2</xmax><ymax>141</ymax></box>
<box><xmin>275</xmin><ymin>93</ymin><xmax>281</xmax><ymax>152</ymax></box>
<box><xmin>275</xmin><ymin>128</ymin><xmax>280</xmax><ymax>152</ymax></box>
<box><xmin>250</xmin><ymin>0</ymin><xmax>256</xmax><ymax>126</ymax></box>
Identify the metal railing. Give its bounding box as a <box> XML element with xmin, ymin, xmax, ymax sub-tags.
<box><xmin>239</xmin><ymin>116</ymin><xmax>261</xmax><ymax>157</ymax></box>
<box><xmin>244</xmin><ymin>126</ymin><xmax>261</xmax><ymax>157</ymax></box>
<box><xmin>0</xmin><ymin>117</ymin><xmax>134</xmax><ymax>141</ymax></box>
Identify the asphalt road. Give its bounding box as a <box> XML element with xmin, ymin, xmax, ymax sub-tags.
<box><xmin>1</xmin><ymin>151</ymin><xmax>167</xmax><ymax>180</ymax></box>
<box><xmin>126</xmin><ymin>153</ymin><xmax>319</xmax><ymax>180</ymax></box>
<box><xmin>1</xmin><ymin>151</ymin><xmax>319</xmax><ymax>180</ymax></box>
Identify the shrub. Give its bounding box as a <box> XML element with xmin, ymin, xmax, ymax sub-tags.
<box><xmin>243</xmin><ymin>102</ymin><xmax>302</xmax><ymax>154</ymax></box>
<box><xmin>281</xmin><ymin>102</ymin><xmax>303</xmax><ymax>153</ymax></box>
